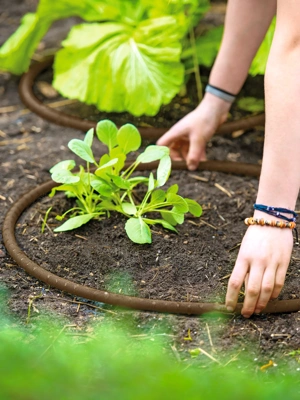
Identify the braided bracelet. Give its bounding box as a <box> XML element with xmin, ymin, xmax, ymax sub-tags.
<box><xmin>253</xmin><ymin>203</ymin><xmax>297</xmax><ymax>222</ymax></box>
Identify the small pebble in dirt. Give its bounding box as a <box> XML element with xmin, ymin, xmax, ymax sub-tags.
<box><xmin>0</xmin><ymin>248</ymin><xmax>6</xmax><ymax>258</ymax></box>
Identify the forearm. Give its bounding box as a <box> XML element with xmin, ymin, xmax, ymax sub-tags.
<box><xmin>209</xmin><ymin>0</ymin><xmax>276</xmax><ymax>93</ymax></box>
<box><xmin>256</xmin><ymin>33</ymin><xmax>300</xmax><ymax>209</ymax></box>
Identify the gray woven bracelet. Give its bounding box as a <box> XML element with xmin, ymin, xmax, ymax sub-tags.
<box><xmin>205</xmin><ymin>84</ymin><xmax>236</xmax><ymax>103</ymax></box>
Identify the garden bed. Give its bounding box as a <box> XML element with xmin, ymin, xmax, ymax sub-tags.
<box><xmin>1</xmin><ymin>0</ymin><xmax>299</xmax><ymax>369</ymax></box>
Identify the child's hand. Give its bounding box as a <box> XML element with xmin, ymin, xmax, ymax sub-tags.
<box><xmin>226</xmin><ymin>224</ymin><xmax>294</xmax><ymax>317</ymax></box>
<box><xmin>156</xmin><ymin>94</ymin><xmax>230</xmax><ymax>170</ymax></box>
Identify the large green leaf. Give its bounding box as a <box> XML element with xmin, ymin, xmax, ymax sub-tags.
<box><xmin>125</xmin><ymin>217</ymin><xmax>152</xmax><ymax>243</ymax></box>
<box><xmin>53</xmin><ymin>17</ymin><xmax>184</xmax><ymax>116</ymax></box>
<box><xmin>0</xmin><ymin>0</ymin><xmax>123</xmax><ymax>75</ymax></box>
<box><xmin>0</xmin><ymin>13</ymin><xmax>51</xmax><ymax>74</ymax></box>
<box><xmin>182</xmin><ymin>25</ymin><xmax>223</xmax><ymax>69</ymax></box>
<box><xmin>36</xmin><ymin>0</ymin><xmax>121</xmax><ymax>22</ymax></box>
<box><xmin>250</xmin><ymin>18</ymin><xmax>275</xmax><ymax>76</ymax></box>
<box><xmin>145</xmin><ymin>0</ymin><xmax>209</xmax><ymax>32</ymax></box>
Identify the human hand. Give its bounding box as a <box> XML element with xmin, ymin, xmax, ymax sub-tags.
<box><xmin>156</xmin><ymin>93</ymin><xmax>231</xmax><ymax>170</ymax></box>
<box><xmin>226</xmin><ymin>223</ymin><xmax>294</xmax><ymax>318</ymax></box>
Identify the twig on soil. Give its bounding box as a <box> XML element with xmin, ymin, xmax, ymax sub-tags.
<box><xmin>26</xmin><ymin>293</ymin><xmax>43</xmax><ymax>324</ymax></box>
<box><xmin>187</xmin><ymin>219</ymin><xmax>218</xmax><ymax>230</ymax></box>
<box><xmin>195</xmin><ymin>347</ymin><xmax>221</xmax><ymax>365</ymax></box>
<box><xmin>0</xmin><ymin>137</ymin><xmax>33</xmax><ymax>146</ymax></box>
<box><xmin>206</xmin><ymin>323</ymin><xmax>216</xmax><ymax>354</ymax></box>
<box><xmin>0</xmin><ymin>129</ymin><xmax>7</xmax><ymax>137</ymax></box>
<box><xmin>228</xmin><ymin>242</ymin><xmax>241</xmax><ymax>252</ymax></box>
<box><xmin>0</xmin><ymin>105</ymin><xmax>19</xmax><ymax>113</ymax></box>
<box><xmin>20</xmin><ymin>99</ymin><xmax>78</xmax><ymax>115</ymax></box>
<box><xmin>188</xmin><ymin>174</ymin><xmax>209</xmax><ymax>182</ymax></box>
<box><xmin>214</xmin><ymin>183</ymin><xmax>233</xmax><ymax>197</ymax></box>
<box><xmin>75</xmin><ymin>234</ymin><xmax>88</xmax><ymax>240</ymax></box>
<box><xmin>170</xmin><ymin>344</ymin><xmax>181</xmax><ymax>362</ymax></box>
<box><xmin>219</xmin><ymin>273</ymin><xmax>231</xmax><ymax>281</ymax></box>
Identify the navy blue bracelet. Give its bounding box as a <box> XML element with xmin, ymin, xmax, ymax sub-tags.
<box><xmin>253</xmin><ymin>203</ymin><xmax>297</xmax><ymax>222</ymax></box>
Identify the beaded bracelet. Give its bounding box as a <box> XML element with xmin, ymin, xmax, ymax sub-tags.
<box><xmin>253</xmin><ymin>203</ymin><xmax>297</xmax><ymax>222</ymax></box>
<box><xmin>245</xmin><ymin>217</ymin><xmax>296</xmax><ymax>229</ymax></box>
<box><xmin>245</xmin><ymin>217</ymin><xmax>299</xmax><ymax>244</ymax></box>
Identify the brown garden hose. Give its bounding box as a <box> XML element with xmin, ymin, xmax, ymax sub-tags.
<box><xmin>18</xmin><ymin>57</ymin><xmax>266</xmax><ymax>139</ymax></box>
<box><xmin>3</xmin><ymin>160</ymin><xmax>300</xmax><ymax>315</ymax></box>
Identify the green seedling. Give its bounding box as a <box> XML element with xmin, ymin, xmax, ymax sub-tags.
<box><xmin>41</xmin><ymin>206</ymin><xmax>52</xmax><ymax>233</ymax></box>
<box><xmin>49</xmin><ymin>119</ymin><xmax>202</xmax><ymax>244</ymax></box>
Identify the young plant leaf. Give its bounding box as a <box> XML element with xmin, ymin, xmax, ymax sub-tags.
<box><xmin>96</xmin><ymin>120</ymin><xmax>118</xmax><ymax>151</ymax></box>
<box><xmin>157</xmin><ymin>155</ymin><xmax>171</xmax><ymax>187</ymax></box>
<box><xmin>95</xmin><ymin>158</ymin><xmax>118</xmax><ymax>177</ymax></box>
<box><xmin>121</xmin><ymin>203</ymin><xmax>137</xmax><ymax>216</ymax></box>
<box><xmin>50</xmin><ymin>159</ymin><xmax>76</xmax><ymax>174</ymax></box>
<box><xmin>84</xmin><ymin>128</ymin><xmax>94</xmax><ymax>147</ymax></box>
<box><xmin>167</xmin><ymin>184</ymin><xmax>178</xmax><ymax>194</ymax></box>
<box><xmin>51</xmin><ymin>170</ymin><xmax>80</xmax><ymax>184</ymax></box>
<box><xmin>117</xmin><ymin>124</ymin><xmax>141</xmax><ymax>154</ymax></box>
<box><xmin>185</xmin><ymin>198</ymin><xmax>202</xmax><ymax>217</ymax></box>
<box><xmin>150</xmin><ymin>189</ymin><xmax>166</xmax><ymax>204</ymax></box>
<box><xmin>125</xmin><ymin>217</ymin><xmax>152</xmax><ymax>244</ymax></box>
<box><xmin>68</xmin><ymin>139</ymin><xmax>95</xmax><ymax>163</ymax></box>
<box><xmin>143</xmin><ymin>218</ymin><xmax>178</xmax><ymax>232</ymax></box>
<box><xmin>148</xmin><ymin>172</ymin><xmax>156</xmax><ymax>192</ymax></box>
<box><xmin>137</xmin><ymin>145</ymin><xmax>170</xmax><ymax>164</ymax></box>
<box><xmin>54</xmin><ymin>214</ymin><xmax>95</xmax><ymax>232</ymax></box>
<box><xmin>160</xmin><ymin>210</ymin><xmax>179</xmax><ymax>226</ymax></box>
<box><xmin>109</xmin><ymin>146</ymin><xmax>126</xmax><ymax>173</ymax></box>
<box><xmin>166</xmin><ymin>193</ymin><xmax>189</xmax><ymax>213</ymax></box>
<box><xmin>90</xmin><ymin>177</ymin><xmax>113</xmax><ymax>197</ymax></box>
<box><xmin>108</xmin><ymin>175</ymin><xmax>131</xmax><ymax>190</ymax></box>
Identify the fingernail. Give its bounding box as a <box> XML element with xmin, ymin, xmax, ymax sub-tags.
<box><xmin>226</xmin><ymin>306</ymin><xmax>234</xmax><ymax>312</ymax></box>
<box><xmin>188</xmin><ymin>164</ymin><xmax>197</xmax><ymax>171</ymax></box>
<box><xmin>254</xmin><ymin>309</ymin><xmax>261</xmax><ymax>314</ymax></box>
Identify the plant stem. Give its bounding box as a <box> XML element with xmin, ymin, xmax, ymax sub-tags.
<box><xmin>189</xmin><ymin>27</ymin><xmax>203</xmax><ymax>103</ymax></box>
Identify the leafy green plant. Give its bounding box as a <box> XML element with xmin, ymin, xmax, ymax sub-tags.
<box><xmin>0</xmin><ymin>0</ymin><xmax>219</xmax><ymax>116</ymax></box>
<box><xmin>0</xmin><ymin>1</ymin><xmax>274</xmax><ymax>116</ymax></box>
<box><xmin>49</xmin><ymin>119</ymin><xmax>202</xmax><ymax>244</ymax></box>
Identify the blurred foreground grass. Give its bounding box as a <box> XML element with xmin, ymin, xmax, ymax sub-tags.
<box><xmin>0</xmin><ymin>286</ymin><xmax>299</xmax><ymax>400</ymax></box>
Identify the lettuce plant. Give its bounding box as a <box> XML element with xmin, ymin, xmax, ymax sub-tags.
<box><xmin>49</xmin><ymin>120</ymin><xmax>202</xmax><ymax>244</ymax></box>
<box><xmin>0</xmin><ymin>0</ymin><xmax>217</xmax><ymax>116</ymax></box>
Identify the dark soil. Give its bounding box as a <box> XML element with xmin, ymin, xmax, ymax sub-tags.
<box><xmin>1</xmin><ymin>0</ymin><xmax>299</xmax><ymax>370</ymax></box>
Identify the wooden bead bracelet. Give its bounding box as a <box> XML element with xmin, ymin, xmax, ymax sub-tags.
<box><xmin>244</xmin><ymin>217</ymin><xmax>296</xmax><ymax>229</ymax></box>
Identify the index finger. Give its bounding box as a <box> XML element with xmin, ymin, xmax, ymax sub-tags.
<box><xmin>156</xmin><ymin>123</ymin><xmax>189</xmax><ymax>147</ymax></box>
<box><xmin>226</xmin><ymin>261</ymin><xmax>249</xmax><ymax>312</ymax></box>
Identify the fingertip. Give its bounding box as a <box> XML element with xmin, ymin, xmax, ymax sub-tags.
<box><xmin>187</xmin><ymin>162</ymin><xmax>198</xmax><ymax>171</ymax></box>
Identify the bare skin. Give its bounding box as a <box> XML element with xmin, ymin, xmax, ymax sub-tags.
<box><xmin>157</xmin><ymin>0</ymin><xmax>276</xmax><ymax>170</ymax></box>
<box><xmin>226</xmin><ymin>0</ymin><xmax>300</xmax><ymax>317</ymax></box>
<box><xmin>158</xmin><ymin>0</ymin><xmax>300</xmax><ymax>317</ymax></box>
